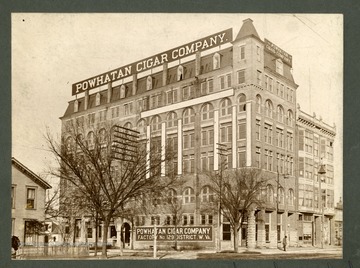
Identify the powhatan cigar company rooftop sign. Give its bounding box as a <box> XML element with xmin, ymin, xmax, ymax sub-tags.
<box><xmin>136</xmin><ymin>226</ymin><xmax>212</xmax><ymax>241</ymax></box>
<box><xmin>72</xmin><ymin>29</ymin><xmax>233</xmax><ymax>95</ymax></box>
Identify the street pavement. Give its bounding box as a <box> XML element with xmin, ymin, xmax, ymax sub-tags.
<box><xmin>103</xmin><ymin>246</ymin><xmax>342</xmax><ymax>260</ymax></box>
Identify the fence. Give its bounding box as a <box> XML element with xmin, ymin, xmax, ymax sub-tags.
<box><xmin>16</xmin><ymin>244</ymin><xmax>90</xmax><ymax>259</ymax></box>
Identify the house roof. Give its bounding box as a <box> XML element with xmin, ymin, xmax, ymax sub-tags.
<box><xmin>12</xmin><ymin>157</ymin><xmax>52</xmax><ymax>189</ymax></box>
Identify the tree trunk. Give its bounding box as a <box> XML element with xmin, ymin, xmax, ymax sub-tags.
<box><xmin>101</xmin><ymin>218</ymin><xmax>110</xmax><ymax>258</ymax></box>
<box><xmin>233</xmin><ymin>223</ymin><xmax>239</xmax><ymax>252</ymax></box>
<box><xmin>94</xmin><ymin>214</ymin><xmax>98</xmax><ymax>256</ymax></box>
<box><xmin>174</xmin><ymin>223</ymin><xmax>178</xmax><ymax>251</ymax></box>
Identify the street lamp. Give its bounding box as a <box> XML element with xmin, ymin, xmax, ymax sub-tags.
<box><xmin>318</xmin><ymin>164</ymin><xmax>326</xmax><ymax>249</ymax></box>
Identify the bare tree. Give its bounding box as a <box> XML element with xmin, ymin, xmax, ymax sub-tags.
<box><xmin>208</xmin><ymin>167</ymin><xmax>268</xmax><ymax>252</ymax></box>
<box><xmin>45</xmin><ymin>122</ymin><xmax>175</xmax><ymax>258</ymax></box>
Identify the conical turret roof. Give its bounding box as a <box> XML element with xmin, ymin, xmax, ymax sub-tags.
<box><xmin>234</xmin><ymin>18</ymin><xmax>261</xmax><ymax>41</ymax></box>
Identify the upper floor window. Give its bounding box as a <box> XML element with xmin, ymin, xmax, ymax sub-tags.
<box><xmin>124</xmin><ymin>102</ymin><xmax>133</xmax><ymax>115</ymax></box>
<box><xmin>276</xmin><ymin>59</ymin><xmax>284</xmax><ymax>75</ymax></box>
<box><xmin>74</xmin><ymin>99</ymin><xmax>79</xmax><ymax>113</ymax></box>
<box><xmin>220</xmin><ymin>74</ymin><xmax>232</xmax><ymax>90</ymax></box>
<box><xmin>220</xmin><ymin>98</ymin><xmax>232</xmax><ymax>117</ymax></box>
<box><xmin>26</xmin><ymin>188</ymin><xmax>36</xmax><ymax>209</ymax></box>
<box><xmin>137</xmin><ymin>119</ymin><xmax>147</xmax><ymax>135</ymax></box>
<box><xmin>99</xmin><ymin>110</ymin><xmax>106</xmax><ymax>122</ymax></box>
<box><xmin>256</xmin><ymin>94</ymin><xmax>262</xmax><ymax>113</ymax></box>
<box><xmin>257</xmin><ymin>70</ymin><xmax>262</xmax><ymax>86</ymax></box>
<box><xmin>277</xmin><ymin>105</ymin><xmax>284</xmax><ymax>123</ymax></box>
<box><xmin>238</xmin><ymin>94</ymin><xmax>246</xmax><ymax>112</ymax></box>
<box><xmin>266</xmin><ymin>185</ymin><xmax>274</xmax><ymax>203</ymax></box>
<box><xmin>182</xmin><ymin>85</ymin><xmax>195</xmax><ymax>100</ymax></box>
<box><xmin>124</xmin><ymin>122</ymin><xmax>133</xmax><ymax>130</ymax></box>
<box><xmin>265</xmin><ymin>100</ymin><xmax>273</xmax><ymax>118</ymax></box>
<box><xmin>120</xmin><ymin>85</ymin><xmax>126</xmax><ymax>99</ymax></box>
<box><xmin>11</xmin><ymin>186</ymin><xmax>15</xmax><ymax>209</ymax></box>
<box><xmin>146</xmin><ymin>76</ymin><xmax>153</xmax><ymax>90</ymax></box>
<box><xmin>200</xmin><ymin>79</ymin><xmax>214</xmax><ymax>95</ymax></box>
<box><xmin>287</xmin><ymin>110</ymin><xmax>294</xmax><ymax>126</ymax></box>
<box><xmin>278</xmin><ymin>187</ymin><xmax>285</xmax><ymax>205</ymax></box>
<box><xmin>237</xmin><ymin>69</ymin><xmax>245</xmax><ymax>84</ymax></box>
<box><xmin>288</xmin><ymin>188</ymin><xmax>295</xmax><ymax>206</ymax></box>
<box><xmin>166</xmin><ymin>112</ymin><xmax>177</xmax><ymax>128</ymax></box>
<box><xmin>166</xmin><ymin>88</ymin><xmax>178</xmax><ymax>104</ymax></box>
<box><xmin>177</xmin><ymin>65</ymin><xmax>184</xmax><ymax>81</ymax></box>
<box><xmin>201</xmin><ymin>186</ymin><xmax>214</xmax><ymax>202</ymax></box>
<box><xmin>95</xmin><ymin>93</ymin><xmax>101</xmax><ymax>106</ymax></box>
<box><xmin>240</xmin><ymin>45</ymin><xmax>245</xmax><ymax>60</ymax></box>
<box><xmin>183</xmin><ymin>187</ymin><xmax>195</xmax><ymax>204</ymax></box>
<box><xmin>257</xmin><ymin>46</ymin><xmax>261</xmax><ymax>62</ymax></box>
<box><xmin>150</xmin><ymin>116</ymin><xmax>161</xmax><ymax>132</ymax></box>
<box><xmin>183</xmin><ymin>108</ymin><xmax>195</xmax><ymax>125</ymax></box>
<box><xmin>213</xmin><ymin>53</ymin><xmax>221</xmax><ymax>70</ymax></box>
<box><xmin>201</xmin><ymin>103</ymin><xmax>214</xmax><ymax>120</ymax></box>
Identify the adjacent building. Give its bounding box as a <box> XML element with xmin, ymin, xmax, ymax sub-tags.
<box><xmin>60</xmin><ymin>18</ymin><xmax>337</xmax><ymax>250</ymax></box>
<box><xmin>11</xmin><ymin>157</ymin><xmax>52</xmax><ymax>246</ymax></box>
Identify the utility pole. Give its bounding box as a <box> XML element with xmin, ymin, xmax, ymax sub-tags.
<box><xmin>318</xmin><ymin>163</ymin><xmax>326</xmax><ymax>248</ymax></box>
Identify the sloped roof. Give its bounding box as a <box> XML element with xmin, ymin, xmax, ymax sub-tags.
<box><xmin>12</xmin><ymin>157</ymin><xmax>52</xmax><ymax>189</ymax></box>
<box><xmin>234</xmin><ymin>18</ymin><xmax>261</xmax><ymax>42</ymax></box>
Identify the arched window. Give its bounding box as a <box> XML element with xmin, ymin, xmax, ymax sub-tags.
<box><xmin>95</xmin><ymin>93</ymin><xmax>101</xmax><ymax>106</ymax></box>
<box><xmin>177</xmin><ymin>65</ymin><xmax>184</xmax><ymax>81</ymax></box>
<box><xmin>201</xmin><ymin>103</ymin><xmax>214</xmax><ymax>120</ymax></box>
<box><xmin>265</xmin><ymin>100</ymin><xmax>273</xmax><ymax>118</ymax></box>
<box><xmin>150</xmin><ymin>116</ymin><xmax>161</xmax><ymax>132</ymax></box>
<box><xmin>201</xmin><ymin>186</ymin><xmax>214</xmax><ymax>202</ymax></box>
<box><xmin>256</xmin><ymin>95</ymin><xmax>262</xmax><ymax>113</ymax></box>
<box><xmin>166</xmin><ymin>112</ymin><xmax>177</xmax><ymax>128</ymax></box>
<box><xmin>123</xmin><ymin>122</ymin><xmax>133</xmax><ymax>130</ymax></box>
<box><xmin>183</xmin><ymin>108</ymin><xmax>195</xmax><ymax>125</ymax></box>
<box><xmin>137</xmin><ymin>119</ymin><xmax>147</xmax><ymax>134</ymax></box>
<box><xmin>278</xmin><ymin>187</ymin><xmax>285</xmax><ymax>205</ymax></box>
<box><xmin>287</xmin><ymin>110</ymin><xmax>294</xmax><ymax>126</ymax></box>
<box><xmin>65</xmin><ymin>136</ymin><xmax>75</xmax><ymax>152</ymax></box>
<box><xmin>183</xmin><ymin>187</ymin><xmax>195</xmax><ymax>204</ymax></box>
<box><xmin>266</xmin><ymin>185</ymin><xmax>274</xmax><ymax>203</ymax></box>
<box><xmin>288</xmin><ymin>188</ymin><xmax>294</xmax><ymax>206</ymax></box>
<box><xmin>277</xmin><ymin>105</ymin><xmax>284</xmax><ymax>123</ymax></box>
<box><xmin>213</xmin><ymin>53</ymin><xmax>220</xmax><ymax>70</ymax></box>
<box><xmin>238</xmin><ymin>94</ymin><xmax>246</xmax><ymax>112</ymax></box>
<box><xmin>146</xmin><ymin>76</ymin><xmax>153</xmax><ymax>90</ymax></box>
<box><xmin>99</xmin><ymin>128</ymin><xmax>107</xmax><ymax>145</ymax></box>
<box><xmin>167</xmin><ymin>189</ymin><xmax>177</xmax><ymax>204</ymax></box>
<box><xmin>220</xmin><ymin>98</ymin><xmax>232</xmax><ymax>116</ymax></box>
<box><xmin>76</xmin><ymin>134</ymin><xmax>84</xmax><ymax>151</ymax></box>
<box><xmin>87</xmin><ymin>131</ymin><xmax>95</xmax><ymax>148</ymax></box>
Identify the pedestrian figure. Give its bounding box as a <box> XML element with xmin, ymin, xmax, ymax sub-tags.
<box><xmin>282</xmin><ymin>235</ymin><xmax>287</xmax><ymax>251</ymax></box>
<box><xmin>11</xmin><ymin>236</ymin><xmax>20</xmax><ymax>259</ymax></box>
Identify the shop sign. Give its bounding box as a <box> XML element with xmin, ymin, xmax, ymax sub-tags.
<box><xmin>264</xmin><ymin>39</ymin><xmax>292</xmax><ymax>67</ymax></box>
<box><xmin>135</xmin><ymin>226</ymin><xmax>212</xmax><ymax>241</ymax></box>
<box><xmin>72</xmin><ymin>29</ymin><xmax>233</xmax><ymax>95</ymax></box>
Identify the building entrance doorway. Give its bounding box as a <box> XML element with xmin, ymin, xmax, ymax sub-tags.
<box><xmin>121</xmin><ymin>222</ymin><xmax>131</xmax><ymax>247</ymax></box>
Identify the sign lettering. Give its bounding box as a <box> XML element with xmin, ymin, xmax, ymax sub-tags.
<box><xmin>72</xmin><ymin>29</ymin><xmax>233</xmax><ymax>95</ymax></box>
<box><xmin>135</xmin><ymin>226</ymin><xmax>212</xmax><ymax>241</ymax></box>
<box><xmin>264</xmin><ymin>39</ymin><xmax>292</xmax><ymax>67</ymax></box>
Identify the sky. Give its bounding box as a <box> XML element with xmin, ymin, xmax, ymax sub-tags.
<box><xmin>11</xmin><ymin>13</ymin><xmax>343</xmax><ymax>200</ymax></box>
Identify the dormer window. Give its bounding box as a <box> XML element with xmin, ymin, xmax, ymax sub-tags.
<box><xmin>120</xmin><ymin>85</ymin><xmax>126</xmax><ymax>99</ymax></box>
<box><xmin>276</xmin><ymin>59</ymin><xmax>284</xmax><ymax>75</ymax></box>
<box><xmin>177</xmin><ymin>65</ymin><xmax>184</xmax><ymax>81</ymax></box>
<box><xmin>213</xmin><ymin>53</ymin><xmax>220</xmax><ymax>70</ymax></box>
<box><xmin>146</xmin><ymin>76</ymin><xmax>153</xmax><ymax>90</ymax></box>
<box><xmin>74</xmin><ymin>99</ymin><xmax>79</xmax><ymax>112</ymax></box>
<box><xmin>95</xmin><ymin>93</ymin><xmax>101</xmax><ymax>106</ymax></box>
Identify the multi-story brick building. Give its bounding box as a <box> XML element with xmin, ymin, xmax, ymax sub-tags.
<box><xmin>60</xmin><ymin>18</ymin><xmax>336</xmax><ymax>250</ymax></box>
<box><xmin>11</xmin><ymin>157</ymin><xmax>52</xmax><ymax>246</ymax></box>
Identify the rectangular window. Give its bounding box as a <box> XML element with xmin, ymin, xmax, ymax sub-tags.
<box><xmin>255</xmin><ymin>147</ymin><xmax>261</xmax><ymax>168</ymax></box>
<box><xmin>220</xmin><ymin>74</ymin><xmax>231</xmax><ymax>89</ymax></box>
<box><xmin>124</xmin><ymin>102</ymin><xmax>133</xmax><ymax>115</ymax></box>
<box><xmin>208</xmin><ymin>215</ymin><xmax>213</xmax><ymax>224</ymax></box>
<box><xmin>238</xmin><ymin>120</ymin><xmax>246</xmax><ymax>140</ymax></box>
<box><xmin>237</xmin><ymin>69</ymin><xmax>245</xmax><ymax>84</ymax></box>
<box><xmin>257</xmin><ymin>46</ymin><xmax>261</xmax><ymax>61</ymax></box>
<box><xmin>255</xmin><ymin>120</ymin><xmax>260</xmax><ymax>140</ymax></box>
<box><xmin>11</xmin><ymin>186</ymin><xmax>15</xmax><ymax>209</ymax></box>
<box><xmin>26</xmin><ymin>188</ymin><xmax>36</xmax><ymax>209</ymax></box>
<box><xmin>223</xmin><ymin>223</ymin><xmax>231</xmax><ymax>240</ymax></box>
<box><xmin>240</xmin><ymin>45</ymin><xmax>245</xmax><ymax>60</ymax></box>
<box><xmin>257</xmin><ymin>70</ymin><xmax>262</xmax><ymax>86</ymax></box>
<box><xmin>238</xmin><ymin>151</ymin><xmax>246</xmax><ymax>167</ymax></box>
<box><xmin>183</xmin><ymin>215</ymin><xmax>188</xmax><ymax>225</ymax></box>
<box><xmin>99</xmin><ymin>110</ymin><xmax>106</xmax><ymax>122</ymax></box>
<box><xmin>208</xmin><ymin>79</ymin><xmax>214</xmax><ymax>93</ymax></box>
<box><xmin>269</xmin><ymin>77</ymin><xmax>273</xmax><ymax>92</ymax></box>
